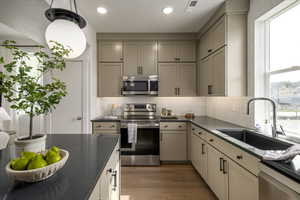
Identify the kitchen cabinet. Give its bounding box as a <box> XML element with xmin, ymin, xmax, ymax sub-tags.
<box><xmin>89</xmin><ymin>142</ymin><xmax>120</xmax><ymax>200</ymax></box>
<box><xmin>158</xmin><ymin>41</ymin><xmax>196</xmax><ymax>62</ymax></box>
<box><xmin>228</xmin><ymin>159</ymin><xmax>258</xmax><ymax>200</ymax></box>
<box><xmin>160</xmin><ymin>122</ymin><xmax>187</xmax><ymax>161</ymax></box>
<box><xmin>99</xmin><ymin>41</ymin><xmax>123</xmax><ymax>62</ymax></box>
<box><xmin>191</xmin><ymin>130</ymin><xmax>208</xmax><ymax>182</ymax></box>
<box><xmin>207</xmin><ymin>145</ymin><xmax>228</xmax><ymax>200</ymax></box>
<box><xmin>198</xmin><ymin>14</ymin><xmax>247</xmax><ymax>96</ymax></box>
<box><xmin>93</xmin><ymin>122</ymin><xmax>119</xmax><ymax>134</ymax></box>
<box><xmin>123</xmin><ymin>41</ymin><xmax>157</xmax><ymax>76</ymax></box>
<box><xmin>98</xmin><ymin>63</ymin><xmax>122</xmax><ymax>97</ymax></box>
<box><xmin>158</xmin><ymin>63</ymin><xmax>196</xmax><ymax>97</ymax></box>
<box><xmin>199</xmin><ymin>16</ymin><xmax>226</xmax><ymax>60</ymax></box>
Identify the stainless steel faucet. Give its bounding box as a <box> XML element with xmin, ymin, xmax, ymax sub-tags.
<box><xmin>247</xmin><ymin>97</ymin><xmax>278</xmax><ymax>138</ymax></box>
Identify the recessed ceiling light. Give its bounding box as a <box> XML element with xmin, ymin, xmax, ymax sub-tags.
<box><xmin>163</xmin><ymin>7</ymin><xmax>173</xmax><ymax>15</ymax></box>
<box><xmin>97</xmin><ymin>7</ymin><xmax>107</xmax><ymax>14</ymax></box>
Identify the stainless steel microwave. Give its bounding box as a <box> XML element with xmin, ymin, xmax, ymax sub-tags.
<box><xmin>121</xmin><ymin>75</ymin><xmax>158</xmax><ymax>96</ymax></box>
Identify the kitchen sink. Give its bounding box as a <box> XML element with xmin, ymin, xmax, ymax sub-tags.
<box><xmin>217</xmin><ymin>129</ymin><xmax>292</xmax><ymax>151</ymax></box>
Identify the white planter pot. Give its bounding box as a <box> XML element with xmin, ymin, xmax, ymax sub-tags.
<box><xmin>14</xmin><ymin>135</ymin><xmax>47</xmax><ymax>156</ymax></box>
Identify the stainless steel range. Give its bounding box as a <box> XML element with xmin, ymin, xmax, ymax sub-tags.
<box><xmin>120</xmin><ymin>103</ymin><xmax>160</xmax><ymax>166</ymax></box>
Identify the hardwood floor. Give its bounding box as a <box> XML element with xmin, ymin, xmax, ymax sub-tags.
<box><xmin>121</xmin><ymin>164</ymin><xmax>217</xmax><ymax>200</ymax></box>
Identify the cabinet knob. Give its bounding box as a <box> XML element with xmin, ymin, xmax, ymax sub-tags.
<box><xmin>164</xmin><ymin>125</ymin><xmax>168</xmax><ymax>128</ymax></box>
<box><xmin>236</xmin><ymin>155</ymin><xmax>243</xmax><ymax>160</ymax></box>
<box><xmin>192</xmin><ymin>128</ymin><xmax>195</xmax><ymax>131</ymax></box>
<box><xmin>120</xmin><ymin>58</ymin><xmax>123</xmax><ymax>61</ymax></box>
<box><xmin>178</xmin><ymin>125</ymin><xmax>182</xmax><ymax>128</ymax></box>
<box><xmin>209</xmin><ymin>139</ymin><xmax>214</xmax><ymax>142</ymax></box>
<box><xmin>111</xmin><ymin>125</ymin><xmax>115</xmax><ymax>128</ymax></box>
<box><xmin>198</xmin><ymin>132</ymin><xmax>202</xmax><ymax>135</ymax></box>
<box><xmin>208</xmin><ymin>49</ymin><xmax>213</xmax><ymax>53</ymax></box>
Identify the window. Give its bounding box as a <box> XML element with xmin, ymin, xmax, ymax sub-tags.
<box><xmin>267</xmin><ymin>2</ymin><xmax>300</xmax><ymax>138</ymax></box>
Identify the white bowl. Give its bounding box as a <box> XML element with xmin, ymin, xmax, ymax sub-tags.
<box><xmin>6</xmin><ymin>149</ymin><xmax>69</xmax><ymax>182</ymax></box>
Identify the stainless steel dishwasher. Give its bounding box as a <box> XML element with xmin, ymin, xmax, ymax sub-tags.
<box><xmin>259</xmin><ymin>172</ymin><xmax>300</xmax><ymax>200</ymax></box>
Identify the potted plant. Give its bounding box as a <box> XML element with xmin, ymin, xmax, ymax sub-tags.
<box><xmin>0</xmin><ymin>40</ymin><xmax>70</xmax><ymax>155</ymax></box>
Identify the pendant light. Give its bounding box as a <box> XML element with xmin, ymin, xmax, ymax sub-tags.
<box><xmin>45</xmin><ymin>0</ymin><xmax>87</xmax><ymax>59</ymax></box>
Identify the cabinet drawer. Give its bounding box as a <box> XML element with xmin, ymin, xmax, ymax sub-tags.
<box><xmin>160</xmin><ymin>122</ymin><xmax>187</xmax><ymax>131</ymax></box>
<box><xmin>206</xmin><ymin>133</ymin><xmax>225</xmax><ymax>152</ymax></box>
<box><xmin>191</xmin><ymin>125</ymin><xmax>207</xmax><ymax>140</ymax></box>
<box><xmin>93</xmin><ymin>122</ymin><xmax>118</xmax><ymax>130</ymax></box>
<box><xmin>220</xmin><ymin>138</ymin><xmax>260</xmax><ymax>176</ymax></box>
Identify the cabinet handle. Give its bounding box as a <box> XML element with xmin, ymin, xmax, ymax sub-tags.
<box><xmin>164</xmin><ymin>125</ymin><xmax>168</xmax><ymax>128</ymax></box>
<box><xmin>192</xmin><ymin>128</ymin><xmax>195</xmax><ymax>131</ymax></box>
<box><xmin>198</xmin><ymin>132</ymin><xmax>202</xmax><ymax>135</ymax></box>
<box><xmin>208</xmin><ymin>49</ymin><xmax>213</xmax><ymax>53</ymax></box>
<box><xmin>140</xmin><ymin>66</ymin><xmax>143</xmax><ymax>74</ymax></box>
<box><xmin>219</xmin><ymin>158</ymin><xmax>223</xmax><ymax>172</ymax></box>
<box><xmin>178</xmin><ymin>88</ymin><xmax>180</xmax><ymax>96</ymax></box>
<box><xmin>178</xmin><ymin>125</ymin><xmax>182</xmax><ymax>128</ymax></box>
<box><xmin>222</xmin><ymin>159</ymin><xmax>227</xmax><ymax>174</ymax></box>
<box><xmin>236</xmin><ymin>155</ymin><xmax>243</xmax><ymax>160</ymax></box>
<box><xmin>209</xmin><ymin>138</ymin><xmax>214</xmax><ymax>142</ymax></box>
<box><xmin>201</xmin><ymin>143</ymin><xmax>205</xmax><ymax>154</ymax></box>
<box><xmin>97</xmin><ymin>125</ymin><xmax>102</xmax><ymax>128</ymax></box>
<box><xmin>111</xmin><ymin>125</ymin><xmax>115</xmax><ymax>128</ymax></box>
<box><xmin>208</xmin><ymin>85</ymin><xmax>213</xmax><ymax>95</ymax></box>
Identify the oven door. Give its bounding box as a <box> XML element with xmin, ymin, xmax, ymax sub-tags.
<box><xmin>120</xmin><ymin>125</ymin><xmax>160</xmax><ymax>166</ymax></box>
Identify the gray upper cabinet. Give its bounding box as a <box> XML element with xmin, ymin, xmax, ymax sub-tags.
<box><xmin>158</xmin><ymin>41</ymin><xmax>196</xmax><ymax>62</ymax></box>
<box><xmin>198</xmin><ymin>14</ymin><xmax>247</xmax><ymax>97</ymax></box>
<box><xmin>199</xmin><ymin>16</ymin><xmax>226</xmax><ymax>60</ymax></box>
<box><xmin>98</xmin><ymin>63</ymin><xmax>122</xmax><ymax>97</ymax></box>
<box><xmin>159</xmin><ymin>63</ymin><xmax>196</xmax><ymax>97</ymax></box>
<box><xmin>99</xmin><ymin>41</ymin><xmax>123</xmax><ymax>62</ymax></box>
<box><xmin>123</xmin><ymin>41</ymin><xmax>157</xmax><ymax>76</ymax></box>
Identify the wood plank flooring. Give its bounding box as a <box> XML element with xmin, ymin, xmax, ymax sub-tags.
<box><xmin>121</xmin><ymin>164</ymin><xmax>217</xmax><ymax>200</ymax></box>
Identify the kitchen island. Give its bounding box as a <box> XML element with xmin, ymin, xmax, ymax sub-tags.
<box><xmin>0</xmin><ymin>134</ymin><xmax>120</xmax><ymax>200</ymax></box>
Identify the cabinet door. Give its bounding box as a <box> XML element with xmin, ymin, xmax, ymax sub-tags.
<box><xmin>158</xmin><ymin>41</ymin><xmax>178</xmax><ymax>62</ymax></box>
<box><xmin>207</xmin><ymin>145</ymin><xmax>228</xmax><ymax>200</ymax></box>
<box><xmin>178</xmin><ymin>63</ymin><xmax>196</xmax><ymax>96</ymax></box>
<box><xmin>177</xmin><ymin>41</ymin><xmax>196</xmax><ymax>62</ymax></box>
<box><xmin>191</xmin><ymin>132</ymin><xmax>201</xmax><ymax>173</ymax></box>
<box><xmin>100</xmin><ymin>171</ymin><xmax>111</xmax><ymax>200</ymax></box>
<box><xmin>228</xmin><ymin>160</ymin><xmax>258</xmax><ymax>200</ymax></box>
<box><xmin>211</xmin><ymin>16</ymin><xmax>226</xmax><ymax>51</ymax></box>
<box><xmin>99</xmin><ymin>63</ymin><xmax>122</xmax><ymax>97</ymax></box>
<box><xmin>158</xmin><ymin>63</ymin><xmax>178</xmax><ymax>97</ymax></box>
<box><xmin>160</xmin><ymin>131</ymin><xmax>187</xmax><ymax>161</ymax></box>
<box><xmin>211</xmin><ymin>48</ymin><xmax>226</xmax><ymax>96</ymax></box>
<box><xmin>199</xmin><ymin>57</ymin><xmax>212</xmax><ymax>96</ymax></box>
<box><xmin>99</xmin><ymin>41</ymin><xmax>123</xmax><ymax>62</ymax></box>
<box><xmin>200</xmin><ymin>141</ymin><xmax>208</xmax><ymax>182</ymax></box>
<box><xmin>123</xmin><ymin>42</ymin><xmax>140</xmax><ymax>76</ymax></box>
<box><xmin>199</xmin><ymin>33</ymin><xmax>210</xmax><ymax>59</ymax></box>
<box><xmin>140</xmin><ymin>41</ymin><xmax>157</xmax><ymax>75</ymax></box>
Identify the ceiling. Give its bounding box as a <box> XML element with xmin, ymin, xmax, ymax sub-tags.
<box><xmin>77</xmin><ymin>0</ymin><xmax>225</xmax><ymax>33</ymax></box>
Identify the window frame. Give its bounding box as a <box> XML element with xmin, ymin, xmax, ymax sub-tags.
<box><xmin>264</xmin><ymin>0</ymin><xmax>300</xmax><ymax>142</ymax></box>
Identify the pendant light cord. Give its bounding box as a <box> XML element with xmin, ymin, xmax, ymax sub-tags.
<box><xmin>50</xmin><ymin>0</ymin><xmax>54</xmax><ymax>8</ymax></box>
<box><xmin>73</xmin><ymin>0</ymin><xmax>78</xmax><ymax>14</ymax></box>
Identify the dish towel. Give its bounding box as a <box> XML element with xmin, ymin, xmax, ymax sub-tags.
<box><xmin>128</xmin><ymin>123</ymin><xmax>137</xmax><ymax>144</ymax></box>
<box><xmin>0</xmin><ymin>132</ymin><xmax>10</xmax><ymax>150</ymax></box>
<box><xmin>263</xmin><ymin>145</ymin><xmax>300</xmax><ymax>161</ymax></box>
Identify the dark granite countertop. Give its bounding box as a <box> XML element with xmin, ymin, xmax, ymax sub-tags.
<box><xmin>0</xmin><ymin>134</ymin><xmax>119</xmax><ymax>200</ymax></box>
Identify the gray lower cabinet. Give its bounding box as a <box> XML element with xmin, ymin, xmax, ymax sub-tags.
<box><xmin>190</xmin><ymin>125</ymin><xmax>259</xmax><ymax>200</ymax></box>
<box><xmin>98</xmin><ymin>63</ymin><xmax>122</xmax><ymax>97</ymax></box>
<box><xmin>89</xmin><ymin>142</ymin><xmax>120</xmax><ymax>200</ymax></box>
<box><xmin>160</xmin><ymin>122</ymin><xmax>187</xmax><ymax>161</ymax></box>
<box><xmin>158</xmin><ymin>63</ymin><xmax>196</xmax><ymax>97</ymax></box>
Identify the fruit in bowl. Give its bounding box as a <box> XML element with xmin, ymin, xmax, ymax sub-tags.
<box><xmin>6</xmin><ymin>146</ymin><xmax>69</xmax><ymax>182</ymax></box>
<box><xmin>10</xmin><ymin>146</ymin><xmax>62</xmax><ymax>171</ymax></box>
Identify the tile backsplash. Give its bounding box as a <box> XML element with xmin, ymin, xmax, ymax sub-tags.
<box><xmin>206</xmin><ymin>97</ymin><xmax>255</xmax><ymax>128</ymax></box>
<box><xmin>96</xmin><ymin>97</ymin><xmax>206</xmax><ymax>116</ymax></box>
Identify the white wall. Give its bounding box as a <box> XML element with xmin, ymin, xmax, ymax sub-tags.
<box><xmin>97</xmin><ymin>97</ymin><xmax>206</xmax><ymax>117</ymax></box>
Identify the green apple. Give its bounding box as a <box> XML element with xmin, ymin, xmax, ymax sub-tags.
<box><xmin>21</xmin><ymin>152</ymin><xmax>36</xmax><ymax>161</ymax></box>
<box><xmin>11</xmin><ymin>157</ymin><xmax>30</xmax><ymax>170</ymax></box>
<box><xmin>27</xmin><ymin>155</ymin><xmax>47</xmax><ymax>170</ymax></box>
